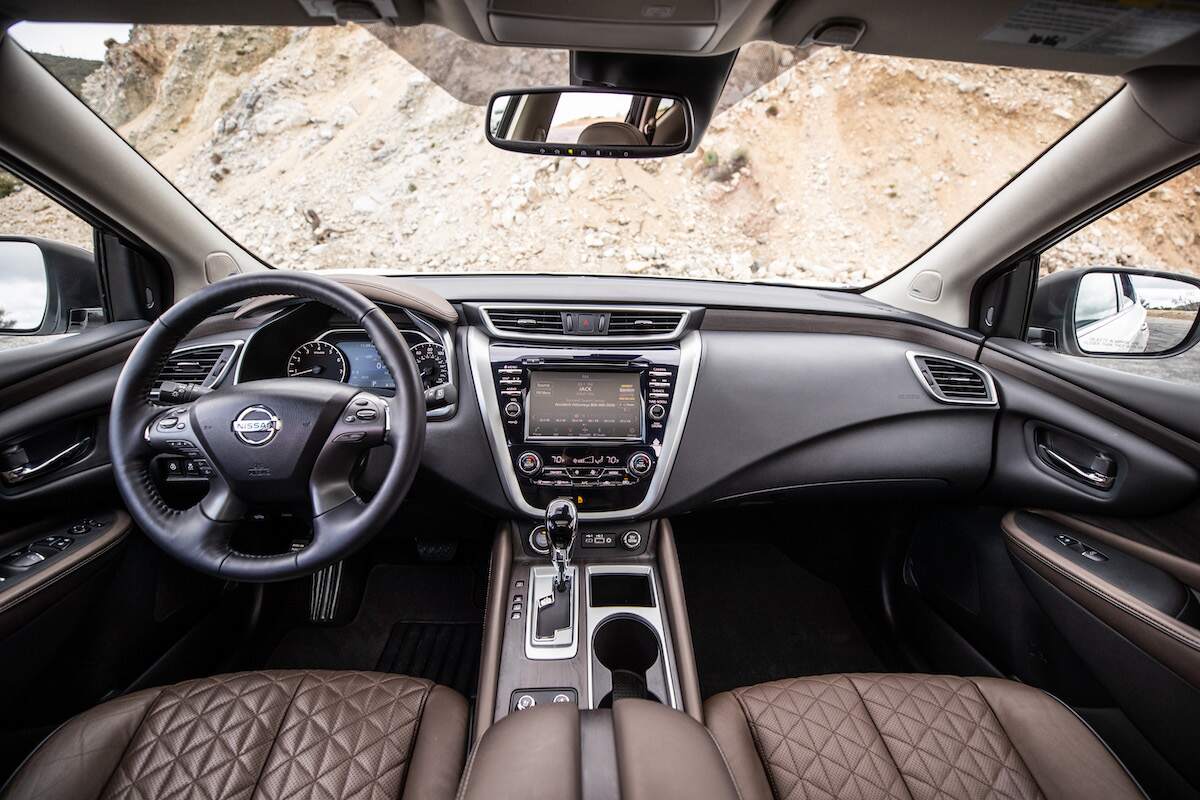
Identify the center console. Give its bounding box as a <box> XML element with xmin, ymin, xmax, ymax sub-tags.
<box><xmin>467</xmin><ymin>319</ymin><xmax>700</xmax><ymax>520</ymax></box>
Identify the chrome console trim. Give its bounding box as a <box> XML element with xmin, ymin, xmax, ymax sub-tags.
<box><xmin>585</xmin><ymin>564</ymin><xmax>678</xmax><ymax>711</ymax></box>
<box><xmin>467</xmin><ymin>326</ymin><xmax>702</xmax><ymax>521</ymax></box>
<box><xmin>477</xmin><ymin>303</ymin><xmax>696</xmax><ymax>343</ymax></box>
<box><xmin>525</xmin><ymin>565</ymin><xmax>579</xmax><ymax>660</ymax></box>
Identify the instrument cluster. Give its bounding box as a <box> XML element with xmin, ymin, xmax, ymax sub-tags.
<box><xmin>285</xmin><ymin>330</ymin><xmax>449</xmax><ymax>392</ymax></box>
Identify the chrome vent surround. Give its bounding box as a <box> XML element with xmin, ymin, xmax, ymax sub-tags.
<box><xmin>906</xmin><ymin>352</ymin><xmax>997</xmax><ymax>406</ymax></box>
<box><xmin>607</xmin><ymin>310</ymin><xmax>686</xmax><ymax>335</ymax></box>
<box><xmin>479</xmin><ymin>304</ymin><xmax>691</xmax><ymax>342</ymax></box>
<box><xmin>484</xmin><ymin>308</ymin><xmax>565</xmax><ymax>335</ymax></box>
<box><xmin>152</xmin><ymin>342</ymin><xmax>241</xmax><ymax>401</ymax></box>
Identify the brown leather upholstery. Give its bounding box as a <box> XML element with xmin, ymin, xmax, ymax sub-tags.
<box><xmin>3</xmin><ymin>670</ymin><xmax>467</xmax><ymax>800</ymax></box>
<box><xmin>705</xmin><ymin>673</ymin><xmax>1145</xmax><ymax>800</ymax></box>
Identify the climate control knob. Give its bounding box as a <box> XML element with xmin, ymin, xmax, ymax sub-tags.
<box><xmin>627</xmin><ymin>452</ymin><xmax>653</xmax><ymax>477</ymax></box>
<box><xmin>516</xmin><ymin>451</ymin><xmax>543</xmax><ymax>476</ymax></box>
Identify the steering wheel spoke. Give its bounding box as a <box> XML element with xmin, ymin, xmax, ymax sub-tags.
<box><xmin>309</xmin><ymin>392</ymin><xmax>390</xmax><ymax>516</ymax></box>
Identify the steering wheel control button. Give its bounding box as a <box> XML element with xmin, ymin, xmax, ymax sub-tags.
<box><xmin>517</xmin><ymin>451</ymin><xmax>543</xmax><ymax>476</ymax></box>
<box><xmin>516</xmin><ymin>694</ymin><xmax>536</xmax><ymax>711</ymax></box>
<box><xmin>355</xmin><ymin>408</ymin><xmax>378</xmax><ymax>421</ymax></box>
<box><xmin>621</xmin><ymin>530</ymin><xmax>643</xmax><ymax>550</ymax></box>
<box><xmin>335</xmin><ymin>432</ymin><xmax>366</xmax><ymax>443</ymax></box>
<box><xmin>627</xmin><ymin>452</ymin><xmax>653</xmax><ymax>477</ymax></box>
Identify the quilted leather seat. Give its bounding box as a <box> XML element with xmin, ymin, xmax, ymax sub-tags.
<box><xmin>705</xmin><ymin>673</ymin><xmax>1145</xmax><ymax>800</ymax></box>
<box><xmin>1</xmin><ymin>670</ymin><xmax>467</xmax><ymax>800</ymax></box>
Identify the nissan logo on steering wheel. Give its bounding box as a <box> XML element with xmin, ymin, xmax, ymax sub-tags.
<box><xmin>232</xmin><ymin>405</ymin><xmax>282</xmax><ymax>446</ymax></box>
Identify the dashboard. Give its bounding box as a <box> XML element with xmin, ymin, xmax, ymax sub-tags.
<box><xmin>150</xmin><ymin>274</ymin><xmax>1197</xmax><ymax>526</ymax></box>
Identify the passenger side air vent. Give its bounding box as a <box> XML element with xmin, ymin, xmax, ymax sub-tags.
<box><xmin>480</xmin><ymin>306</ymin><xmax>689</xmax><ymax>340</ymax></box>
<box><xmin>484</xmin><ymin>309</ymin><xmax>566</xmax><ymax>335</ymax></box>
<box><xmin>607</xmin><ymin>311</ymin><xmax>686</xmax><ymax>336</ymax></box>
<box><xmin>152</xmin><ymin>344</ymin><xmax>240</xmax><ymax>402</ymax></box>
<box><xmin>907</xmin><ymin>353</ymin><xmax>996</xmax><ymax>406</ymax></box>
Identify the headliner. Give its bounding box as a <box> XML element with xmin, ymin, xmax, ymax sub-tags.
<box><xmin>2</xmin><ymin>0</ymin><xmax>1199</xmax><ymax>76</ymax></box>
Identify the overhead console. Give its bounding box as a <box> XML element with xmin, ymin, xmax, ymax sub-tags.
<box><xmin>467</xmin><ymin>305</ymin><xmax>701</xmax><ymax>519</ymax></box>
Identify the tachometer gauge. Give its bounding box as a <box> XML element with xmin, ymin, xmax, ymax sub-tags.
<box><xmin>287</xmin><ymin>341</ymin><xmax>347</xmax><ymax>382</ymax></box>
<box><xmin>410</xmin><ymin>342</ymin><xmax>448</xmax><ymax>390</ymax></box>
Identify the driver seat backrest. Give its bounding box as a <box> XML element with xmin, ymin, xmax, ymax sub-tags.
<box><xmin>1</xmin><ymin>670</ymin><xmax>467</xmax><ymax>800</ymax></box>
<box><xmin>577</xmin><ymin>121</ymin><xmax>647</xmax><ymax>147</ymax></box>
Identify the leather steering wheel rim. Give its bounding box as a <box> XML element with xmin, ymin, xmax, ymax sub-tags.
<box><xmin>109</xmin><ymin>271</ymin><xmax>425</xmax><ymax>582</ymax></box>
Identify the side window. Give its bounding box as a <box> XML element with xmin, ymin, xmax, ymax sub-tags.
<box><xmin>1032</xmin><ymin>163</ymin><xmax>1200</xmax><ymax>386</ymax></box>
<box><xmin>0</xmin><ymin>167</ymin><xmax>105</xmax><ymax>353</ymax></box>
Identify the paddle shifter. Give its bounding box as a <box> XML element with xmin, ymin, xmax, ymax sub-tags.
<box><xmin>545</xmin><ymin>496</ymin><xmax>577</xmax><ymax>591</ymax></box>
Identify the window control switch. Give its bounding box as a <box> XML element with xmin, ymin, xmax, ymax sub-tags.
<box><xmin>3</xmin><ymin>550</ymin><xmax>46</xmax><ymax>568</ymax></box>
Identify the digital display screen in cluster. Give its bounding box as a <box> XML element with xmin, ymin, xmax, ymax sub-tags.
<box><xmin>525</xmin><ymin>371</ymin><xmax>642</xmax><ymax>440</ymax></box>
<box><xmin>340</xmin><ymin>340</ymin><xmax>395</xmax><ymax>390</ymax></box>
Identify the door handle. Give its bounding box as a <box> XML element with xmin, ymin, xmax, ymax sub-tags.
<box><xmin>1036</xmin><ymin>442</ymin><xmax>1115</xmax><ymax>490</ymax></box>
<box><xmin>0</xmin><ymin>438</ymin><xmax>91</xmax><ymax>486</ymax></box>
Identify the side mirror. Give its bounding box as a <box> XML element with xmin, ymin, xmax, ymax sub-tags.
<box><xmin>486</xmin><ymin>87</ymin><xmax>693</xmax><ymax>158</ymax></box>
<box><xmin>0</xmin><ymin>237</ymin><xmax>102</xmax><ymax>338</ymax></box>
<box><xmin>1027</xmin><ymin>267</ymin><xmax>1200</xmax><ymax>357</ymax></box>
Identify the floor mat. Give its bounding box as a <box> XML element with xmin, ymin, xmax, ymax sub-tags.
<box><xmin>677</xmin><ymin>536</ymin><xmax>889</xmax><ymax>699</ymax></box>
<box><xmin>377</xmin><ymin>621</ymin><xmax>482</xmax><ymax>698</ymax></box>
<box><xmin>267</xmin><ymin>564</ymin><xmax>485</xmax><ymax>697</ymax></box>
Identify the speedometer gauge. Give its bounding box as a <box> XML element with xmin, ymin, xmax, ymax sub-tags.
<box><xmin>410</xmin><ymin>342</ymin><xmax>448</xmax><ymax>390</ymax></box>
<box><xmin>287</xmin><ymin>341</ymin><xmax>347</xmax><ymax>382</ymax></box>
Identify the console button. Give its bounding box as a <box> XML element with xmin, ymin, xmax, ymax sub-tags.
<box><xmin>621</xmin><ymin>530</ymin><xmax>643</xmax><ymax>550</ymax></box>
<box><xmin>529</xmin><ymin>525</ymin><xmax>550</xmax><ymax>554</ymax></box>
<box><xmin>627</xmin><ymin>452</ymin><xmax>653</xmax><ymax>477</ymax></box>
<box><xmin>504</xmin><ymin>401</ymin><xmax>521</xmax><ymax>418</ymax></box>
<box><xmin>648</xmin><ymin>404</ymin><xmax>666</xmax><ymax>421</ymax></box>
<box><xmin>517</xmin><ymin>451</ymin><xmax>542</xmax><ymax>476</ymax></box>
<box><xmin>516</xmin><ymin>694</ymin><xmax>537</xmax><ymax>711</ymax></box>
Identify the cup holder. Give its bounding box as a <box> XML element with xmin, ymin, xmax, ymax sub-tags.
<box><xmin>593</xmin><ymin>616</ymin><xmax>663</xmax><ymax>707</ymax></box>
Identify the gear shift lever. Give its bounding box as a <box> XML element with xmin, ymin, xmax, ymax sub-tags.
<box><xmin>544</xmin><ymin>497</ymin><xmax>577</xmax><ymax>591</ymax></box>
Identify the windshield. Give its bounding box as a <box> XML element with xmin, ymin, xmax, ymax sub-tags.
<box><xmin>8</xmin><ymin>22</ymin><xmax>1121</xmax><ymax>287</ymax></box>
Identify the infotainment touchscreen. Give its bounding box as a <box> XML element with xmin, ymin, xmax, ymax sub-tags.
<box><xmin>526</xmin><ymin>371</ymin><xmax>642</xmax><ymax>440</ymax></box>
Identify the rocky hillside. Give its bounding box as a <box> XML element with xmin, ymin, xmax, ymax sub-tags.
<box><xmin>30</xmin><ymin>52</ymin><xmax>100</xmax><ymax>96</ymax></box>
<box><xmin>2</xmin><ymin>23</ymin><xmax>1196</xmax><ymax>286</ymax></box>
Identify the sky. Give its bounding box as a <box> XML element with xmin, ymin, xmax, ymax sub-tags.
<box><xmin>8</xmin><ymin>22</ymin><xmax>130</xmax><ymax>60</ymax></box>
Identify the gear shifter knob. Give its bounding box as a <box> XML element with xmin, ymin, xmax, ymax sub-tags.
<box><xmin>544</xmin><ymin>497</ymin><xmax>577</xmax><ymax>590</ymax></box>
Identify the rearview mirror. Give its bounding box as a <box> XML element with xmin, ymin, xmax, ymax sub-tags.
<box><xmin>486</xmin><ymin>88</ymin><xmax>693</xmax><ymax>158</ymax></box>
<box><xmin>1028</xmin><ymin>267</ymin><xmax>1200</xmax><ymax>357</ymax></box>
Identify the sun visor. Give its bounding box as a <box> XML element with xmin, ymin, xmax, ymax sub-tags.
<box><xmin>488</xmin><ymin>0</ymin><xmax>718</xmax><ymax>52</ymax></box>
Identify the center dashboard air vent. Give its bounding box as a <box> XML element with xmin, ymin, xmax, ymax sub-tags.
<box><xmin>907</xmin><ymin>352</ymin><xmax>997</xmax><ymax>406</ymax></box>
<box><xmin>152</xmin><ymin>343</ymin><xmax>240</xmax><ymax>402</ymax></box>
<box><xmin>480</xmin><ymin>306</ymin><xmax>689</xmax><ymax>341</ymax></box>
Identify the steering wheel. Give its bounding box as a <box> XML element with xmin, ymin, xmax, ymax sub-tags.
<box><xmin>109</xmin><ymin>272</ymin><xmax>425</xmax><ymax>582</ymax></box>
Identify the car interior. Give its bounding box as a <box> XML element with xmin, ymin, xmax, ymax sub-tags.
<box><xmin>0</xmin><ymin>1</ymin><xmax>1199</xmax><ymax>798</ymax></box>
